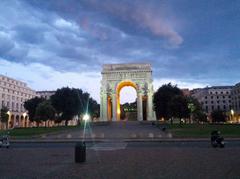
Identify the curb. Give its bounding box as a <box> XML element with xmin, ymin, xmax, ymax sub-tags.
<box><xmin>10</xmin><ymin>138</ymin><xmax>240</xmax><ymax>143</ymax></box>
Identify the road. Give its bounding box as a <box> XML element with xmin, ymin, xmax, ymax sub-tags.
<box><xmin>1</xmin><ymin>141</ymin><xmax>240</xmax><ymax>178</ymax></box>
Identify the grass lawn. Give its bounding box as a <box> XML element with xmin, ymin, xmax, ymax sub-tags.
<box><xmin>165</xmin><ymin>124</ymin><xmax>240</xmax><ymax>138</ymax></box>
<box><xmin>0</xmin><ymin>125</ymin><xmax>82</xmax><ymax>138</ymax></box>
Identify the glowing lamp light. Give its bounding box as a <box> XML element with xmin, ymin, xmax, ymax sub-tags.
<box><xmin>83</xmin><ymin>114</ymin><xmax>90</xmax><ymax>121</ymax></box>
<box><xmin>231</xmin><ymin>109</ymin><xmax>234</xmax><ymax>116</ymax></box>
<box><xmin>23</xmin><ymin>112</ymin><xmax>27</xmax><ymax>118</ymax></box>
<box><xmin>117</xmin><ymin>108</ymin><xmax>121</xmax><ymax>114</ymax></box>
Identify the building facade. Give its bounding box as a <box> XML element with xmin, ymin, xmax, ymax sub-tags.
<box><xmin>0</xmin><ymin>75</ymin><xmax>37</xmax><ymax>128</ymax></box>
<box><xmin>231</xmin><ymin>83</ymin><xmax>240</xmax><ymax>122</ymax></box>
<box><xmin>191</xmin><ymin>86</ymin><xmax>233</xmax><ymax>116</ymax></box>
<box><xmin>36</xmin><ymin>90</ymin><xmax>56</xmax><ymax>99</ymax></box>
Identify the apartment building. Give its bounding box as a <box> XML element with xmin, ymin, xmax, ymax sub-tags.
<box><xmin>191</xmin><ymin>86</ymin><xmax>233</xmax><ymax>115</ymax></box>
<box><xmin>0</xmin><ymin>75</ymin><xmax>36</xmax><ymax>128</ymax></box>
<box><xmin>231</xmin><ymin>83</ymin><xmax>240</xmax><ymax>122</ymax></box>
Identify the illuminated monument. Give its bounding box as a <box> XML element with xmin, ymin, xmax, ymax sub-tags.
<box><xmin>100</xmin><ymin>63</ymin><xmax>155</xmax><ymax>121</ymax></box>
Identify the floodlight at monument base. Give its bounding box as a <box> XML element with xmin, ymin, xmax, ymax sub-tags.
<box><xmin>83</xmin><ymin>114</ymin><xmax>90</xmax><ymax>121</ymax></box>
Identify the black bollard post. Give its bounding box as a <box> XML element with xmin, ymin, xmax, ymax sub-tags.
<box><xmin>75</xmin><ymin>142</ymin><xmax>86</xmax><ymax>163</ymax></box>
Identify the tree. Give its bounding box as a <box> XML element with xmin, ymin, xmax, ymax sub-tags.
<box><xmin>75</xmin><ymin>89</ymin><xmax>100</xmax><ymax>118</ymax></box>
<box><xmin>24</xmin><ymin>97</ymin><xmax>45</xmax><ymax>122</ymax></box>
<box><xmin>169</xmin><ymin>95</ymin><xmax>190</xmax><ymax>124</ymax></box>
<box><xmin>153</xmin><ymin>83</ymin><xmax>183</xmax><ymax>120</ymax></box>
<box><xmin>211</xmin><ymin>110</ymin><xmax>227</xmax><ymax>123</ymax></box>
<box><xmin>35</xmin><ymin>101</ymin><xmax>56</xmax><ymax>126</ymax></box>
<box><xmin>187</xmin><ymin>97</ymin><xmax>205</xmax><ymax>123</ymax></box>
<box><xmin>88</xmin><ymin>97</ymin><xmax>100</xmax><ymax>118</ymax></box>
<box><xmin>0</xmin><ymin>106</ymin><xmax>9</xmax><ymax>129</ymax></box>
<box><xmin>194</xmin><ymin>110</ymin><xmax>208</xmax><ymax>123</ymax></box>
<box><xmin>51</xmin><ymin>87</ymin><xmax>81</xmax><ymax>126</ymax></box>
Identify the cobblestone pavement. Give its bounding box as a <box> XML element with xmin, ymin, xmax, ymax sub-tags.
<box><xmin>44</xmin><ymin>121</ymin><xmax>171</xmax><ymax>140</ymax></box>
<box><xmin>1</xmin><ymin>143</ymin><xmax>240</xmax><ymax>179</ymax></box>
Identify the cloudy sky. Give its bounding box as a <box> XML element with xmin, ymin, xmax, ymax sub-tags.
<box><xmin>0</xmin><ymin>0</ymin><xmax>239</xmax><ymax>103</ymax></box>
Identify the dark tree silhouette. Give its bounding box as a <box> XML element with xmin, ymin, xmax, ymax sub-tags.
<box><xmin>211</xmin><ymin>110</ymin><xmax>227</xmax><ymax>123</ymax></box>
<box><xmin>153</xmin><ymin>83</ymin><xmax>182</xmax><ymax>120</ymax></box>
<box><xmin>24</xmin><ymin>97</ymin><xmax>45</xmax><ymax>122</ymax></box>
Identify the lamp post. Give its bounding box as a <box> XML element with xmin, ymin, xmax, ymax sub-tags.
<box><xmin>6</xmin><ymin>111</ymin><xmax>11</xmax><ymax>129</ymax></box>
<box><xmin>23</xmin><ymin>112</ymin><xmax>27</xmax><ymax>128</ymax></box>
<box><xmin>230</xmin><ymin>109</ymin><xmax>234</xmax><ymax>123</ymax></box>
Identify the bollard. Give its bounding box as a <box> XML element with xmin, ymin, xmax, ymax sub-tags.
<box><xmin>75</xmin><ymin>142</ymin><xmax>86</xmax><ymax>163</ymax></box>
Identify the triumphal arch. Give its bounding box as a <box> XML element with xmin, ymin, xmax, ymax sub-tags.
<box><xmin>100</xmin><ymin>63</ymin><xmax>155</xmax><ymax>121</ymax></box>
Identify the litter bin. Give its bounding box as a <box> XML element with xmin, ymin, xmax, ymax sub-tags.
<box><xmin>75</xmin><ymin>142</ymin><xmax>86</xmax><ymax>163</ymax></box>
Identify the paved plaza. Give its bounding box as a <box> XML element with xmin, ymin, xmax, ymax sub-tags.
<box><xmin>1</xmin><ymin>142</ymin><xmax>240</xmax><ymax>179</ymax></box>
<box><xmin>43</xmin><ymin>121</ymin><xmax>171</xmax><ymax>140</ymax></box>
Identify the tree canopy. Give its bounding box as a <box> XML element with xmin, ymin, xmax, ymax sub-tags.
<box><xmin>24</xmin><ymin>97</ymin><xmax>45</xmax><ymax>121</ymax></box>
<box><xmin>24</xmin><ymin>87</ymin><xmax>100</xmax><ymax>126</ymax></box>
<box><xmin>51</xmin><ymin>87</ymin><xmax>99</xmax><ymax>125</ymax></box>
<box><xmin>211</xmin><ymin>110</ymin><xmax>227</xmax><ymax>123</ymax></box>
<box><xmin>153</xmin><ymin>83</ymin><xmax>206</xmax><ymax>123</ymax></box>
<box><xmin>169</xmin><ymin>95</ymin><xmax>190</xmax><ymax>122</ymax></box>
<box><xmin>51</xmin><ymin>87</ymin><xmax>81</xmax><ymax>125</ymax></box>
<box><xmin>35</xmin><ymin>100</ymin><xmax>56</xmax><ymax>124</ymax></box>
<box><xmin>153</xmin><ymin>83</ymin><xmax>183</xmax><ymax>120</ymax></box>
<box><xmin>0</xmin><ymin>106</ymin><xmax>9</xmax><ymax>128</ymax></box>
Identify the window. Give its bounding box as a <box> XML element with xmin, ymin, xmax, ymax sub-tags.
<box><xmin>12</xmin><ymin>102</ymin><xmax>14</xmax><ymax>110</ymax></box>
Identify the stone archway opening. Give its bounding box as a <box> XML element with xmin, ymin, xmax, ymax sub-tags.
<box><xmin>117</xmin><ymin>81</ymin><xmax>137</xmax><ymax>121</ymax></box>
<box><xmin>10</xmin><ymin>114</ymin><xmax>14</xmax><ymax>128</ymax></box>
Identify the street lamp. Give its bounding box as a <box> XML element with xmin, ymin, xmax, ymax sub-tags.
<box><xmin>6</xmin><ymin>111</ymin><xmax>10</xmax><ymax>129</ymax></box>
<box><xmin>230</xmin><ymin>109</ymin><xmax>235</xmax><ymax>122</ymax></box>
<box><xmin>23</xmin><ymin>112</ymin><xmax>27</xmax><ymax>127</ymax></box>
<box><xmin>23</xmin><ymin>112</ymin><xmax>27</xmax><ymax>118</ymax></box>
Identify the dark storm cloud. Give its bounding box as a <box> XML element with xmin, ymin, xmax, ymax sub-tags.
<box><xmin>14</xmin><ymin>24</ymin><xmax>47</xmax><ymax>44</ymax></box>
<box><xmin>0</xmin><ymin>0</ymin><xmax>240</xmax><ymax>85</ymax></box>
<box><xmin>0</xmin><ymin>31</ymin><xmax>15</xmax><ymax>55</ymax></box>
